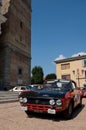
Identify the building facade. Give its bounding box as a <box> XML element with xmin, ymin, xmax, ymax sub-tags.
<box><xmin>0</xmin><ymin>0</ymin><xmax>7</xmax><ymax>34</ymax></box>
<box><xmin>0</xmin><ymin>0</ymin><xmax>31</xmax><ymax>89</ymax></box>
<box><xmin>55</xmin><ymin>55</ymin><xmax>86</xmax><ymax>87</ymax></box>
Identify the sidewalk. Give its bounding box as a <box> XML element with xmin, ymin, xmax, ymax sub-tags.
<box><xmin>0</xmin><ymin>91</ymin><xmax>19</xmax><ymax>103</ymax></box>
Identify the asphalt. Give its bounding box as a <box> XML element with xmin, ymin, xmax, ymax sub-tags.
<box><xmin>0</xmin><ymin>91</ymin><xmax>19</xmax><ymax>103</ymax></box>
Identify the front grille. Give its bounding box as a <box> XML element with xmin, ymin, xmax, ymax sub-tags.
<box><xmin>27</xmin><ymin>104</ymin><xmax>52</xmax><ymax>112</ymax></box>
<box><xmin>27</xmin><ymin>98</ymin><xmax>50</xmax><ymax>105</ymax></box>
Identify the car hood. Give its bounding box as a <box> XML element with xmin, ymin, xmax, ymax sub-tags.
<box><xmin>20</xmin><ymin>89</ymin><xmax>66</xmax><ymax>99</ymax></box>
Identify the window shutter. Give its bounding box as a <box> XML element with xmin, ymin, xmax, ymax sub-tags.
<box><xmin>82</xmin><ymin>60</ymin><xmax>86</xmax><ymax>67</ymax></box>
<box><xmin>82</xmin><ymin>60</ymin><xmax>84</xmax><ymax>67</ymax></box>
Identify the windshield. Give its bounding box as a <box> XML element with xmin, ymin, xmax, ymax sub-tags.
<box><xmin>26</xmin><ymin>85</ymin><xmax>37</xmax><ymax>90</ymax></box>
<box><xmin>42</xmin><ymin>80</ymin><xmax>70</xmax><ymax>91</ymax></box>
<box><xmin>26</xmin><ymin>80</ymin><xmax>71</xmax><ymax>92</ymax></box>
<box><xmin>26</xmin><ymin>85</ymin><xmax>43</xmax><ymax>91</ymax></box>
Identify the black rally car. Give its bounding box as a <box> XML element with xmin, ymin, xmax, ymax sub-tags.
<box><xmin>19</xmin><ymin>79</ymin><xmax>82</xmax><ymax>119</ymax></box>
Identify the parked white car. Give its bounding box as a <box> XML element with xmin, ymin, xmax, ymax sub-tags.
<box><xmin>9</xmin><ymin>86</ymin><xmax>26</xmax><ymax>92</ymax></box>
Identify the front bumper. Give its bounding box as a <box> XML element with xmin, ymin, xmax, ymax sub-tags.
<box><xmin>21</xmin><ymin>101</ymin><xmax>68</xmax><ymax>114</ymax></box>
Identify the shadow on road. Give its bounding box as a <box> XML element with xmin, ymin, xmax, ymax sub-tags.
<box><xmin>72</xmin><ymin>104</ymin><xmax>85</xmax><ymax>119</ymax></box>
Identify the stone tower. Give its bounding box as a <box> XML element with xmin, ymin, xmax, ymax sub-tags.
<box><xmin>0</xmin><ymin>0</ymin><xmax>31</xmax><ymax>89</ymax></box>
<box><xmin>0</xmin><ymin>0</ymin><xmax>7</xmax><ymax>34</ymax></box>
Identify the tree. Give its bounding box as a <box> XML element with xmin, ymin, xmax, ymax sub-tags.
<box><xmin>31</xmin><ymin>66</ymin><xmax>44</xmax><ymax>84</ymax></box>
<box><xmin>45</xmin><ymin>73</ymin><xmax>56</xmax><ymax>81</ymax></box>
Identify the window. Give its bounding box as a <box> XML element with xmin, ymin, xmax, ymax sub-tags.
<box><xmin>82</xmin><ymin>59</ymin><xmax>86</xmax><ymax>67</ymax></box>
<box><xmin>84</xmin><ymin>71</ymin><xmax>86</xmax><ymax>78</ymax></box>
<box><xmin>20</xmin><ymin>21</ymin><xmax>23</xmax><ymax>29</ymax></box>
<box><xmin>0</xmin><ymin>0</ymin><xmax>2</xmax><ymax>6</ymax></box>
<box><xmin>61</xmin><ymin>63</ymin><xmax>70</xmax><ymax>70</ymax></box>
<box><xmin>20</xmin><ymin>21</ymin><xmax>23</xmax><ymax>42</ymax></box>
<box><xmin>62</xmin><ymin>75</ymin><xmax>71</xmax><ymax>80</ymax></box>
<box><xmin>18</xmin><ymin>68</ymin><xmax>22</xmax><ymax>75</ymax></box>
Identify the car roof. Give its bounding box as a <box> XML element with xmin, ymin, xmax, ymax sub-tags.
<box><xmin>46</xmin><ymin>79</ymin><xmax>70</xmax><ymax>84</ymax></box>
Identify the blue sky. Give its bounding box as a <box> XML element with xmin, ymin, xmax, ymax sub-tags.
<box><xmin>31</xmin><ymin>0</ymin><xmax>86</xmax><ymax>76</ymax></box>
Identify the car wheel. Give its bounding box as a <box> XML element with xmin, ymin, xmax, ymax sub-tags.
<box><xmin>63</xmin><ymin>102</ymin><xmax>73</xmax><ymax>120</ymax></box>
<box><xmin>78</xmin><ymin>98</ymin><xmax>82</xmax><ymax>107</ymax></box>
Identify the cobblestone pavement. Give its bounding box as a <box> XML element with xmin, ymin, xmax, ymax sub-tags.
<box><xmin>0</xmin><ymin>98</ymin><xmax>86</xmax><ymax>130</ymax></box>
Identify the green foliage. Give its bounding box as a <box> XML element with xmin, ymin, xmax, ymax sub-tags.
<box><xmin>31</xmin><ymin>66</ymin><xmax>44</xmax><ymax>84</ymax></box>
<box><xmin>45</xmin><ymin>73</ymin><xmax>56</xmax><ymax>80</ymax></box>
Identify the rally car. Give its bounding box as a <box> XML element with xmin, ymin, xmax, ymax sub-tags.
<box><xmin>80</xmin><ymin>87</ymin><xmax>86</xmax><ymax>97</ymax></box>
<box><xmin>19</xmin><ymin>79</ymin><xmax>82</xmax><ymax>119</ymax></box>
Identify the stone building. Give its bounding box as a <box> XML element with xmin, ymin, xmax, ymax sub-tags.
<box><xmin>0</xmin><ymin>0</ymin><xmax>7</xmax><ymax>34</ymax></box>
<box><xmin>0</xmin><ymin>0</ymin><xmax>31</xmax><ymax>89</ymax></box>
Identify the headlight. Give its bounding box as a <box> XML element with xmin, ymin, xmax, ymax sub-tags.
<box><xmin>49</xmin><ymin>99</ymin><xmax>55</xmax><ymax>105</ymax></box>
<box><xmin>22</xmin><ymin>98</ymin><xmax>27</xmax><ymax>103</ymax></box>
<box><xmin>19</xmin><ymin>97</ymin><xmax>27</xmax><ymax>103</ymax></box>
<box><xmin>56</xmin><ymin>99</ymin><xmax>62</xmax><ymax>106</ymax></box>
<box><xmin>19</xmin><ymin>97</ymin><xmax>23</xmax><ymax>103</ymax></box>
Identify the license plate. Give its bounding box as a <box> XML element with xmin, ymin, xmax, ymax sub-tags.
<box><xmin>47</xmin><ymin>109</ymin><xmax>56</xmax><ymax>114</ymax></box>
<box><xmin>21</xmin><ymin>106</ymin><xmax>27</xmax><ymax>111</ymax></box>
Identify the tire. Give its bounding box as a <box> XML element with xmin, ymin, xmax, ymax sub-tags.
<box><xmin>78</xmin><ymin>98</ymin><xmax>82</xmax><ymax>107</ymax></box>
<box><xmin>63</xmin><ymin>102</ymin><xmax>73</xmax><ymax>120</ymax></box>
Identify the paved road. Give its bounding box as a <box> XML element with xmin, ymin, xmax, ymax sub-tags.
<box><xmin>0</xmin><ymin>98</ymin><xmax>86</xmax><ymax>130</ymax></box>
